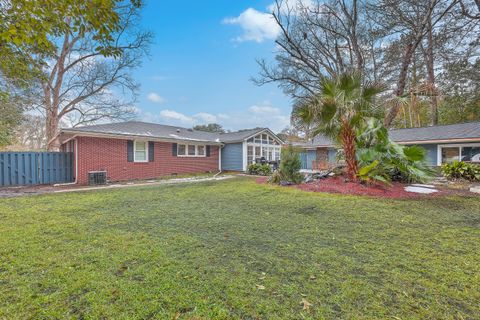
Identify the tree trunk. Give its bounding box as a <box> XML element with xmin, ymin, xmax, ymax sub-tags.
<box><xmin>46</xmin><ymin>110</ymin><xmax>60</xmax><ymax>151</ymax></box>
<box><xmin>45</xmin><ymin>31</ymin><xmax>70</xmax><ymax>151</ymax></box>
<box><xmin>384</xmin><ymin>41</ymin><xmax>415</xmax><ymax>127</ymax></box>
<box><xmin>341</xmin><ymin>121</ymin><xmax>358</xmax><ymax>182</ymax></box>
<box><xmin>426</xmin><ymin>20</ymin><xmax>438</xmax><ymax>125</ymax></box>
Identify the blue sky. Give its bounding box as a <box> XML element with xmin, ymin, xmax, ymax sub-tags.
<box><xmin>133</xmin><ymin>0</ymin><xmax>292</xmax><ymax>132</ymax></box>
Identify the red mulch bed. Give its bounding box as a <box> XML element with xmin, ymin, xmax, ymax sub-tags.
<box><xmin>256</xmin><ymin>176</ymin><xmax>468</xmax><ymax>199</ymax></box>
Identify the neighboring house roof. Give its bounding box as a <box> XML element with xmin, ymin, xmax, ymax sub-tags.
<box><xmin>61</xmin><ymin>121</ymin><xmax>283</xmax><ymax>145</ymax></box>
<box><xmin>292</xmin><ymin>121</ymin><xmax>480</xmax><ymax>148</ymax></box>
<box><xmin>292</xmin><ymin>135</ymin><xmax>334</xmax><ymax>149</ymax></box>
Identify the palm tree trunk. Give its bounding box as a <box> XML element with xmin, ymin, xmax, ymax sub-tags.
<box><xmin>341</xmin><ymin>121</ymin><xmax>358</xmax><ymax>181</ymax></box>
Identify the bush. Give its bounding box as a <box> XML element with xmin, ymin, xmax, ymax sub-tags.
<box><xmin>247</xmin><ymin>163</ymin><xmax>271</xmax><ymax>176</ymax></box>
<box><xmin>442</xmin><ymin>161</ymin><xmax>480</xmax><ymax>181</ymax></box>
<box><xmin>356</xmin><ymin>118</ymin><xmax>435</xmax><ymax>184</ymax></box>
<box><xmin>270</xmin><ymin>145</ymin><xmax>303</xmax><ymax>184</ymax></box>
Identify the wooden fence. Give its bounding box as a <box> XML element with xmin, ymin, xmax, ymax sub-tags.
<box><xmin>0</xmin><ymin>152</ymin><xmax>74</xmax><ymax>187</ymax></box>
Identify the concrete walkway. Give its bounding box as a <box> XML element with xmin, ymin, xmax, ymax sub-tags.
<box><xmin>54</xmin><ymin>175</ymin><xmax>235</xmax><ymax>194</ymax></box>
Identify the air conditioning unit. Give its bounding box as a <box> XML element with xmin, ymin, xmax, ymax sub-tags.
<box><xmin>88</xmin><ymin>171</ymin><xmax>107</xmax><ymax>185</ymax></box>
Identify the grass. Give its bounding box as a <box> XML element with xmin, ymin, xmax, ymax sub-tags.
<box><xmin>0</xmin><ymin>177</ymin><xmax>479</xmax><ymax>319</ymax></box>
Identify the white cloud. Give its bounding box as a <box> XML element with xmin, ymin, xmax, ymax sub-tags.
<box><xmin>249</xmin><ymin>105</ymin><xmax>281</xmax><ymax>114</ymax></box>
<box><xmin>159</xmin><ymin>109</ymin><xmax>194</xmax><ymax>124</ymax></box>
<box><xmin>223</xmin><ymin>8</ymin><xmax>280</xmax><ymax>43</ymax></box>
<box><xmin>224</xmin><ymin>1</ymin><xmax>315</xmax><ymax>43</ymax></box>
<box><xmin>145</xmin><ymin>102</ymin><xmax>290</xmax><ymax>132</ymax></box>
<box><xmin>147</xmin><ymin>92</ymin><xmax>166</xmax><ymax>104</ymax></box>
<box><xmin>194</xmin><ymin>112</ymin><xmax>218</xmax><ymax>123</ymax></box>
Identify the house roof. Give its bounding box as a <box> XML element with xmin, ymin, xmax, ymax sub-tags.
<box><xmin>61</xmin><ymin>121</ymin><xmax>279</xmax><ymax>144</ymax></box>
<box><xmin>219</xmin><ymin>128</ymin><xmax>277</xmax><ymax>143</ymax></box>
<box><xmin>291</xmin><ymin>135</ymin><xmax>333</xmax><ymax>149</ymax></box>
<box><xmin>389</xmin><ymin>121</ymin><xmax>480</xmax><ymax>143</ymax></box>
<box><xmin>293</xmin><ymin>121</ymin><xmax>480</xmax><ymax>148</ymax></box>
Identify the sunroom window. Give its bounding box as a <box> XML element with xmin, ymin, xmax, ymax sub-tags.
<box><xmin>134</xmin><ymin>141</ymin><xmax>148</xmax><ymax>162</ymax></box>
<box><xmin>245</xmin><ymin>131</ymin><xmax>282</xmax><ymax>165</ymax></box>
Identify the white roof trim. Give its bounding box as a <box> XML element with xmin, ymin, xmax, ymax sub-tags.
<box><xmin>243</xmin><ymin>128</ymin><xmax>285</xmax><ymax>145</ymax></box>
<box><xmin>61</xmin><ymin>130</ymin><xmax>224</xmax><ymax>145</ymax></box>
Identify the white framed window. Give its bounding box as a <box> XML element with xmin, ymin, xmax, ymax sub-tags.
<box><xmin>437</xmin><ymin>143</ymin><xmax>480</xmax><ymax>166</ymax></box>
<box><xmin>177</xmin><ymin>144</ymin><xmax>207</xmax><ymax>157</ymax></box>
<box><xmin>197</xmin><ymin>145</ymin><xmax>205</xmax><ymax>156</ymax></box>
<box><xmin>244</xmin><ymin>130</ymin><xmax>283</xmax><ymax>167</ymax></box>
<box><xmin>178</xmin><ymin>144</ymin><xmax>186</xmax><ymax>156</ymax></box>
<box><xmin>134</xmin><ymin>140</ymin><xmax>148</xmax><ymax>162</ymax></box>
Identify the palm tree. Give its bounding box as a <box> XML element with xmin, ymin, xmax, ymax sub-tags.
<box><xmin>292</xmin><ymin>72</ymin><xmax>384</xmax><ymax>181</ymax></box>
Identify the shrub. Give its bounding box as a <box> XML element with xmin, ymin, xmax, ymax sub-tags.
<box><xmin>247</xmin><ymin>163</ymin><xmax>271</xmax><ymax>176</ymax></box>
<box><xmin>442</xmin><ymin>161</ymin><xmax>480</xmax><ymax>181</ymax></box>
<box><xmin>269</xmin><ymin>171</ymin><xmax>282</xmax><ymax>184</ymax></box>
<box><xmin>356</xmin><ymin>118</ymin><xmax>435</xmax><ymax>184</ymax></box>
<box><xmin>259</xmin><ymin>164</ymin><xmax>272</xmax><ymax>176</ymax></box>
<box><xmin>270</xmin><ymin>145</ymin><xmax>303</xmax><ymax>184</ymax></box>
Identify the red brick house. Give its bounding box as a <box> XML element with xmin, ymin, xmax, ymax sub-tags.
<box><xmin>60</xmin><ymin>121</ymin><xmax>283</xmax><ymax>185</ymax></box>
<box><xmin>60</xmin><ymin>121</ymin><xmax>223</xmax><ymax>185</ymax></box>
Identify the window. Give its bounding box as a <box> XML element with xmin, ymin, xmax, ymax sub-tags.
<box><xmin>177</xmin><ymin>144</ymin><xmax>206</xmax><ymax>157</ymax></box>
<box><xmin>255</xmin><ymin>146</ymin><xmax>261</xmax><ymax>160</ymax></box>
<box><xmin>178</xmin><ymin>144</ymin><xmax>186</xmax><ymax>156</ymax></box>
<box><xmin>188</xmin><ymin>145</ymin><xmax>196</xmax><ymax>156</ymax></box>
<box><xmin>441</xmin><ymin>147</ymin><xmax>460</xmax><ymax>164</ymax></box>
<box><xmin>275</xmin><ymin>147</ymin><xmax>280</xmax><ymax>161</ymax></box>
<box><xmin>461</xmin><ymin>146</ymin><xmax>480</xmax><ymax>162</ymax></box>
<box><xmin>134</xmin><ymin>141</ymin><xmax>148</xmax><ymax>162</ymax></box>
<box><xmin>439</xmin><ymin>144</ymin><xmax>480</xmax><ymax>165</ymax></box>
<box><xmin>246</xmin><ymin>131</ymin><xmax>283</xmax><ymax>166</ymax></box>
<box><xmin>197</xmin><ymin>145</ymin><xmax>205</xmax><ymax>156</ymax></box>
<box><xmin>247</xmin><ymin>146</ymin><xmax>254</xmax><ymax>165</ymax></box>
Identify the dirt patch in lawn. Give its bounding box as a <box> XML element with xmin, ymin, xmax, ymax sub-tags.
<box><xmin>257</xmin><ymin>176</ymin><xmax>470</xmax><ymax>199</ymax></box>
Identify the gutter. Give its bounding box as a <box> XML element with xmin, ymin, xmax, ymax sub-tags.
<box><xmin>61</xmin><ymin>130</ymin><xmax>223</xmax><ymax>146</ymax></box>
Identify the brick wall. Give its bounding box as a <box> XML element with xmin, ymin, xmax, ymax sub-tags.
<box><xmin>73</xmin><ymin>136</ymin><xmax>220</xmax><ymax>185</ymax></box>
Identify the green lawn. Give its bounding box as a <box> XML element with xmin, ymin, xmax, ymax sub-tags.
<box><xmin>0</xmin><ymin>177</ymin><xmax>479</xmax><ymax>319</ymax></box>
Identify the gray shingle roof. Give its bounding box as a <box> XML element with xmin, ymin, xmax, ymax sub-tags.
<box><xmin>292</xmin><ymin>121</ymin><xmax>480</xmax><ymax>148</ymax></box>
<box><xmin>292</xmin><ymin>135</ymin><xmax>334</xmax><ymax>148</ymax></box>
<box><xmin>61</xmin><ymin>121</ymin><xmax>270</xmax><ymax>144</ymax></box>
<box><xmin>389</xmin><ymin>121</ymin><xmax>480</xmax><ymax>143</ymax></box>
<box><xmin>219</xmin><ymin>128</ymin><xmax>267</xmax><ymax>143</ymax></box>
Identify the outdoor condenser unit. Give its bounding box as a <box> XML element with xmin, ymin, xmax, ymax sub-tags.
<box><xmin>88</xmin><ymin>171</ymin><xmax>107</xmax><ymax>185</ymax></box>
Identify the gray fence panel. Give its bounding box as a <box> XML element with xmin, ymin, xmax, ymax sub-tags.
<box><xmin>0</xmin><ymin>152</ymin><xmax>73</xmax><ymax>187</ymax></box>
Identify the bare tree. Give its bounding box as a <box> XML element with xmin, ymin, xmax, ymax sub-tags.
<box><xmin>372</xmin><ymin>0</ymin><xmax>462</xmax><ymax>127</ymax></box>
<box><xmin>254</xmin><ymin>0</ymin><xmax>377</xmax><ymax>100</ymax></box>
<box><xmin>13</xmin><ymin>115</ymin><xmax>46</xmax><ymax>150</ymax></box>
<box><xmin>35</xmin><ymin>3</ymin><xmax>151</xmax><ymax>150</ymax></box>
<box><xmin>459</xmin><ymin>0</ymin><xmax>480</xmax><ymax>19</ymax></box>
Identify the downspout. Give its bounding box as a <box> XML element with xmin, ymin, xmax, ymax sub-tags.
<box><xmin>54</xmin><ymin>137</ymin><xmax>78</xmax><ymax>186</ymax></box>
<box><xmin>214</xmin><ymin>144</ymin><xmax>224</xmax><ymax>177</ymax></box>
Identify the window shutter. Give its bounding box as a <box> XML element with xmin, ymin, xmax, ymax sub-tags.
<box><xmin>127</xmin><ymin>140</ymin><xmax>134</xmax><ymax>162</ymax></box>
<box><xmin>148</xmin><ymin>141</ymin><xmax>154</xmax><ymax>162</ymax></box>
<box><xmin>172</xmin><ymin>143</ymin><xmax>177</xmax><ymax>156</ymax></box>
<box><xmin>206</xmin><ymin>145</ymin><xmax>211</xmax><ymax>157</ymax></box>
